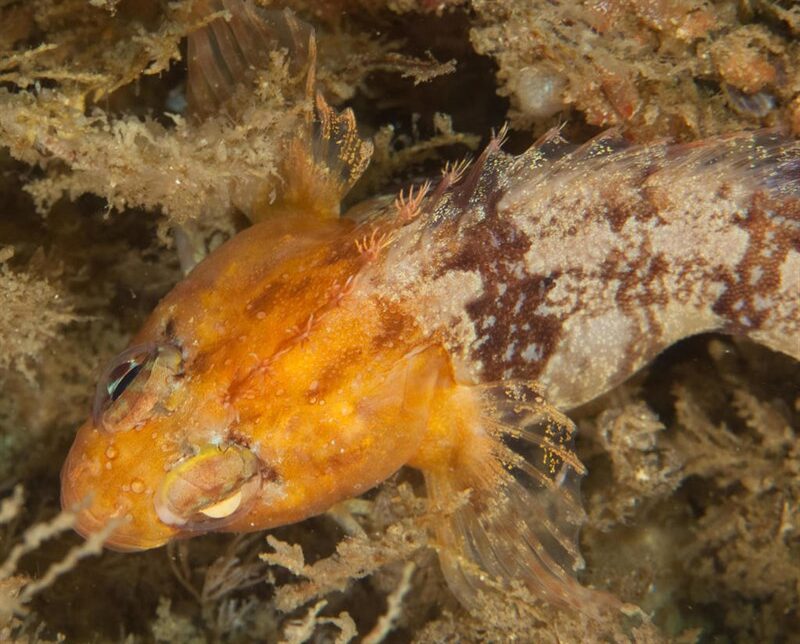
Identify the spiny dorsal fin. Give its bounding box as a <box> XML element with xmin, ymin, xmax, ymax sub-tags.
<box><xmin>257</xmin><ymin>92</ymin><xmax>374</xmax><ymax>222</ymax></box>
<box><xmin>186</xmin><ymin>0</ymin><xmax>373</xmax><ymax>221</ymax></box>
<box><xmin>425</xmin><ymin>381</ymin><xmax>622</xmax><ymax>616</ymax></box>
<box><xmin>186</xmin><ymin>0</ymin><xmax>314</xmax><ymax>120</ymax></box>
<box><xmin>312</xmin><ymin>92</ymin><xmax>373</xmax><ymax>196</ymax></box>
<box><xmin>503</xmin><ymin>128</ymin><xmax>800</xmax><ymax>216</ymax></box>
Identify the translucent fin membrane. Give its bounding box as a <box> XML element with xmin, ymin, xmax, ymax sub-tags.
<box><xmin>274</xmin><ymin>92</ymin><xmax>374</xmax><ymax>219</ymax></box>
<box><xmin>311</xmin><ymin>92</ymin><xmax>374</xmax><ymax>199</ymax></box>
<box><xmin>187</xmin><ymin>0</ymin><xmax>313</xmax><ymax>119</ymax></box>
<box><xmin>186</xmin><ymin>0</ymin><xmax>373</xmax><ymax>220</ymax></box>
<box><xmin>662</xmin><ymin>129</ymin><xmax>800</xmax><ymax>196</ymax></box>
<box><xmin>427</xmin><ymin>382</ymin><xmax>620</xmax><ymax>615</ymax></box>
<box><xmin>503</xmin><ymin>127</ymin><xmax>800</xmax><ymax>212</ymax></box>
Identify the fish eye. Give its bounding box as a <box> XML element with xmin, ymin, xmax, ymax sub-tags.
<box><xmin>107</xmin><ymin>361</ymin><xmax>144</xmax><ymax>401</ymax></box>
<box><xmin>93</xmin><ymin>343</ymin><xmax>183</xmax><ymax>433</ymax></box>
<box><xmin>154</xmin><ymin>444</ymin><xmax>262</xmax><ymax>530</ymax></box>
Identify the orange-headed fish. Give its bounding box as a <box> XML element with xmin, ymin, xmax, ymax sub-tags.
<box><xmin>61</xmin><ymin>0</ymin><xmax>800</xmax><ymax>614</ymax></box>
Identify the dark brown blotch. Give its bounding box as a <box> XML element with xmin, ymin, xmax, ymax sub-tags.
<box><xmin>712</xmin><ymin>191</ymin><xmax>800</xmax><ymax>333</ymax></box>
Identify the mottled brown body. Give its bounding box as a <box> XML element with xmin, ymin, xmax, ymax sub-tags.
<box><xmin>368</xmin><ymin>130</ymin><xmax>800</xmax><ymax>409</ymax></box>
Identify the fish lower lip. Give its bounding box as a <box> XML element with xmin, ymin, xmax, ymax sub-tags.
<box><xmin>70</xmin><ymin>506</ymin><xmax>167</xmax><ymax>552</ymax></box>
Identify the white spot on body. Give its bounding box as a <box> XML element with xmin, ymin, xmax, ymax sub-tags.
<box><xmin>538</xmin><ymin>309</ymin><xmax>634</xmax><ymax>408</ymax></box>
<box><xmin>513</xmin><ymin>294</ymin><xmax>526</xmax><ymax>315</ymax></box>
<box><xmin>473</xmin><ymin>334</ymin><xmax>490</xmax><ymax>350</ymax></box>
<box><xmin>780</xmin><ymin>250</ymin><xmax>800</xmax><ymax>294</ymax></box>
<box><xmin>753</xmin><ymin>294</ymin><xmax>772</xmax><ymax>312</ymax></box>
<box><xmin>521</xmin><ymin>219</ymin><xmax>623</xmax><ymax>277</ymax></box>
<box><xmin>502</xmin><ymin>342</ymin><xmax>517</xmax><ymax>363</ymax></box>
<box><xmin>521</xmin><ymin>343</ymin><xmax>543</xmax><ymax>362</ymax></box>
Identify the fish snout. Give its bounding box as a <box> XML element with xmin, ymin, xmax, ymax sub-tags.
<box><xmin>60</xmin><ymin>428</ymin><xmax>174</xmax><ymax>551</ymax></box>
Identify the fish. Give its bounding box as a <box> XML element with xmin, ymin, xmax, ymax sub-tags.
<box><xmin>60</xmin><ymin>0</ymin><xmax>800</xmax><ymax>616</ymax></box>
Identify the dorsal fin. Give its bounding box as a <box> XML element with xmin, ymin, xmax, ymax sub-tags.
<box><xmin>502</xmin><ymin>128</ymin><xmax>800</xmax><ymax>218</ymax></box>
<box><xmin>185</xmin><ymin>0</ymin><xmax>373</xmax><ymax>222</ymax></box>
<box><xmin>263</xmin><ymin>92</ymin><xmax>373</xmax><ymax>221</ymax></box>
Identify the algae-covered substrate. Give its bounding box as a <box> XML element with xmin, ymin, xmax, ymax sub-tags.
<box><xmin>1</xmin><ymin>1</ymin><xmax>799</xmax><ymax>642</ymax></box>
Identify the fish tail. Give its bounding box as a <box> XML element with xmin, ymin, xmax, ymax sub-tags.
<box><xmin>423</xmin><ymin>381</ymin><xmax>621</xmax><ymax>615</ymax></box>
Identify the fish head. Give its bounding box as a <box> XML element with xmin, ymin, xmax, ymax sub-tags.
<box><xmin>61</xmin><ymin>218</ymin><xmax>443</xmax><ymax>550</ymax></box>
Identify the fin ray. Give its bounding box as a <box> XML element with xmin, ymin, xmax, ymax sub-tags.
<box><xmin>426</xmin><ymin>381</ymin><xmax>620</xmax><ymax>614</ymax></box>
<box><xmin>185</xmin><ymin>0</ymin><xmax>373</xmax><ymax>221</ymax></box>
<box><xmin>187</xmin><ymin>0</ymin><xmax>314</xmax><ymax>120</ymax></box>
<box><xmin>504</xmin><ymin>128</ymin><xmax>799</xmax><ymax>215</ymax></box>
<box><xmin>266</xmin><ymin>92</ymin><xmax>373</xmax><ymax>221</ymax></box>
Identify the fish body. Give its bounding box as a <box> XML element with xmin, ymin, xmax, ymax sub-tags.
<box><xmin>60</xmin><ymin>1</ymin><xmax>800</xmax><ymax>615</ymax></box>
<box><xmin>374</xmin><ymin>130</ymin><xmax>800</xmax><ymax>410</ymax></box>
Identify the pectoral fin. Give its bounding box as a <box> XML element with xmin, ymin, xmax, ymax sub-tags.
<box><xmin>422</xmin><ymin>381</ymin><xmax>621</xmax><ymax>615</ymax></box>
<box><xmin>186</xmin><ymin>0</ymin><xmax>314</xmax><ymax>120</ymax></box>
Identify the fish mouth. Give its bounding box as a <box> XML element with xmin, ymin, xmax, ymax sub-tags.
<box><xmin>66</xmin><ymin>501</ymin><xmax>171</xmax><ymax>552</ymax></box>
<box><xmin>60</xmin><ymin>453</ymin><xmax>171</xmax><ymax>552</ymax></box>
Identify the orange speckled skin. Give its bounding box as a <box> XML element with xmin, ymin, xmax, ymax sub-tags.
<box><xmin>61</xmin><ymin>216</ymin><xmax>455</xmax><ymax>550</ymax></box>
